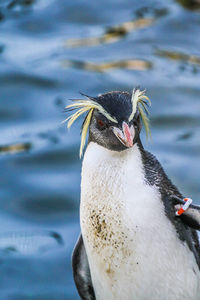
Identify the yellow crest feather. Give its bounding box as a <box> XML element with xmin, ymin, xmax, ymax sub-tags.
<box><xmin>79</xmin><ymin>109</ymin><xmax>94</xmax><ymax>158</ymax></box>
<box><xmin>129</xmin><ymin>88</ymin><xmax>151</xmax><ymax>139</ymax></box>
<box><xmin>64</xmin><ymin>97</ymin><xmax>118</xmax><ymax>158</ymax></box>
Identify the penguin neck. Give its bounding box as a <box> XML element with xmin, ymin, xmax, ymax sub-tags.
<box><xmin>83</xmin><ymin>140</ymin><xmax>144</xmax><ymax>172</ymax></box>
<box><xmin>86</xmin><ymin>137</ymin><xmax>145</xmax><ymax>163</ymax></box>
<box><xmin>81</xmin><ymin>140</ymin><xmax>146</xmax><ymax>207</ymax></box>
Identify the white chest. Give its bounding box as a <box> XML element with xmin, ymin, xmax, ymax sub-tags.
<box><xmin>80</xmin><ymin>142</ymin><xmax>200</xmax><ymax>300</ymax></box>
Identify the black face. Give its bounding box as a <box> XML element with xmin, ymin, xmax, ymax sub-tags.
<box><xmin>88</xmin><ymin>91</ymin><xmax>142</xmax><ymax>151</ymax></box>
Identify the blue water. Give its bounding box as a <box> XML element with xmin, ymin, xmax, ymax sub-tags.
<box><xmin>0</xmin><ymin>0</ymin><xmax>200</xmax><ymax>299</ymax></box>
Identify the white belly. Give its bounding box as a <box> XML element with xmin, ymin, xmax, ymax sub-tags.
<box><xmin>80</xmin><ymin>142</ymin><xmax>200</xmax><ymax>300</ymax></box>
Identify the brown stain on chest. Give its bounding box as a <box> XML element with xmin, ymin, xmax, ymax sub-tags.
<box><xmin>83</xmin><ymin>203</ymin><xmax>133</xmax><ymax>264</ymax></box>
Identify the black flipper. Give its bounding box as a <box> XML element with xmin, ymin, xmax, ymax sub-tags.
<box><xmin>171</xmin><ymin>195</ymin><xmax>200</xmax><ymax>231</ymax></box>
<box><xmin>72</xmin><ymin>234</ymin><xmax>96</xmax><ymax>300</ymax></box>
<box><xmin>180</xmin><ymin>208</ymin><xmax>200</xmax><ymax>231</ymax></box>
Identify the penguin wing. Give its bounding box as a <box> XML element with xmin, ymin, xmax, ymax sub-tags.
<box><xmin>72</xmin><ymin>234</ymin><xmax>96</xmax><ymax>300</ymax></box>
<box><xmin>177</xmin><ymin>206</ymin><xmax>200</xmax><ymax>231</ymax></box>
<box><xmin>171</xmin><ymin>195</ymin><xmax>200</xmax><ymax>231</ymax></box>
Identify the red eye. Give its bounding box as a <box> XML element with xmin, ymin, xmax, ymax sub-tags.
<box><xmin>97</xmin><ymin>119</ymin><xmax>106</xmax><ymax>129</ymax></box>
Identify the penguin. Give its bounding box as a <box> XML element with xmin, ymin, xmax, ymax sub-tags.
<box><xmin>65</xmin><ymin>89</ymin><xmax>200</xmax><ymax>300</ymax></box>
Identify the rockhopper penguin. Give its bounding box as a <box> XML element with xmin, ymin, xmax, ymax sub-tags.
<box><xmin>65</xmin><ymin>89</ymin><xmax>200</xmax><ymax>300</ymax></box>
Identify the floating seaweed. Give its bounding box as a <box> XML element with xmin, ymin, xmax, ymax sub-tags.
<box><xmin>0</xmin><ymin>142</ymin><xmax>31</xmax><ymax>154</ymax></box>
<box><xmin>65</xmin><ymin>17</ymin><xmax>154</xmax><ymax>48</ymax></box>
<box><xmin>62</xmin><ymin>59</ymin><xmax>152</xmax><ymax>72</ymax></box>
<box><xmin>156</xmin><ymin>49</ymin><xmax>200</xmax><ymax>66</ymax></box>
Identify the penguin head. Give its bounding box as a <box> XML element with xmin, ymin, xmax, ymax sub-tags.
<box><xmin>88</xmin><ymin>91</ymin><xmax>142</xmax><ymax>152</ymax></box>
<box><xmin>65</xmin><ymin>88</ymin><xmax>151</xmax><ymax>157</ymax></box>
